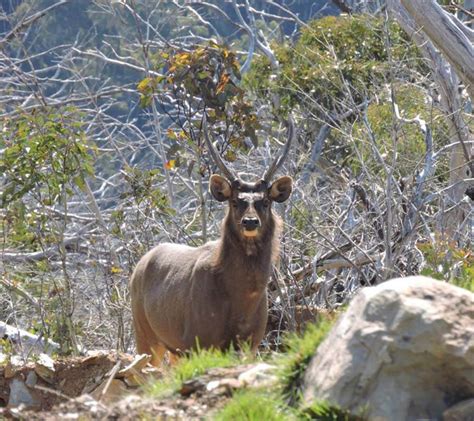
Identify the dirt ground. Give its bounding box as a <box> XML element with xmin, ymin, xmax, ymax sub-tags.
<box><xmin>0</xmin><ymin>352</ymin><xmax>269</xmax><ymax>420</ymax></box>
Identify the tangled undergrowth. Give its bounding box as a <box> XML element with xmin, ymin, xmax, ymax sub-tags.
<box><xmin>142</xmin><ymin>314</ymin><xmax>363</xmax><ymax>420</ymax></box>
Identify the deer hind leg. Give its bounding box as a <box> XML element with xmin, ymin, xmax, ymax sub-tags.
<box><xmin>132</xmin><ymin>311</ymin><xmax>166</xmax><ymax>366</ymax></box>
<box><xmin>149</xmin><ymin>343</ymin><xmax>167</xmax><ymax>366</ymax></box>
<box><xmin>167</xmin><ymin>351</ymin><xmax>180</xmax><ymax>366</ymax></box>
<box><xmin>137</xmin><ymin>334</ymin><xmax>167</xmax><ymax>367</ymax></box>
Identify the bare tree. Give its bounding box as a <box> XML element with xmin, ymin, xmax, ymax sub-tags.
<box><xmin>1</xmin><ymin>0</ymin><xmax>472</xmax><ymax>358</ymax></box>
<box><xmin>387</xmin><ymin>0</ymin><xmax>473</xmax><ymax>240</ymax></box>
<box><xmin>0</xmin><ymin>0</ymin><xmax>336</xmax><ymax>354</ymax></box>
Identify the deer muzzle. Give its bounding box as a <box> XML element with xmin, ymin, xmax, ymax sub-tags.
<box><xmin>242</xmin><ymin>217</ymin><xmax>260</xmax><ymax>237</ymax></box>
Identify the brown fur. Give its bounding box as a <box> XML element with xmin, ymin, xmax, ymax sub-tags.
<box><xmin>130</xmin><ymin>175</ymin><xmax>292</xmax><ymax>365</ymax></box>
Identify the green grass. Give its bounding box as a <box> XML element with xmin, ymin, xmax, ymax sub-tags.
<box><xmin>214</xmin><ymin>391</ymin><xmax>362</xmax><ymax>421</ymax></box>
<box><xmin>144</xmin><ymin>316</ymin><xmax>353</xmax><ymax>420</ymax></box>
<box><xmin>146</xmin><ymin>345</ymin><xmax>251</xmax><ymax>398</ymax></box>
<box><xmin>277</xmin><ymin>318</ymin><xmax>336</xmax><ymax>406</ymax></box>
<box><xmin>418</xmin><ymin>239</ymin><xmax>474</xmax><ymax>292</ymax></box>
<box><xmin>301</xmin><ymin>400</ymin><xmax>365</xmax><ymax>420</ymax></box>
<box><xmin>215</xmin><ymin>389</ymin><xmax>294</xmax><ymax>421</ymax></box>
<box><xmin>450</xmin><ymin>265</ymin><xmax>474</xmax><ymax>292</ymax></box>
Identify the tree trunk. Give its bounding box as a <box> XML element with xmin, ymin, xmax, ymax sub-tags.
<box><xmin>399</xmin><ymin>0</ymin><xmax>474</xmax><ymax>100</ymax></box>
<box><xmin>388</xmin><ymin>0</ymin><xmax>473</xmax><ymax>240</ymax></box>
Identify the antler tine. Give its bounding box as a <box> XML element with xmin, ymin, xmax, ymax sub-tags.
<box><xmin>203</xmin><ymin>116</ymin><xmax>236</xmax><ymax>182</ymax></box>
<box><xmin>262</xmin><ymin>116</ymin><xmax>295</xmax><ymax>183</ymax></box>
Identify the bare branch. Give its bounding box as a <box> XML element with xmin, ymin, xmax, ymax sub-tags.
<box><xmin>0</xmin><ymin>0</ymin><xmax>69</xmax><ymax>47</ymax></box>
<box><xmin>399</xmin><ymin>0</ymin><xmax>474</xmax><ymax>100</ymax></box>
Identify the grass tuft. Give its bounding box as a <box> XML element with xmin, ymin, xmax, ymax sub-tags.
<box><xmin>146</xmin><ymin>345</ymin><xmax>250</xmax><ymax>398</ymax></box>
<box><xmin>215</xmin><ymin>389</ymin><xmax>293</xmax><ymax>421</ymax></box>
<box><xmin>145</xmin><ymin>317</ymin><xmax>348</xmax><ymax>420</ymax></box>
<box><xmin>277</xmin><ymin>317</ymin><xmax>336</xmax><ymax>406</ymax></box>
<box><xmin>302</xmin><ymin>400</ymin><xmax>366</xmax><ymax>420</ymax></box>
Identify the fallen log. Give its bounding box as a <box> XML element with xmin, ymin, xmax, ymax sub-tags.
<box><xmin>0</xmin><ymin>321</ymin><xmax>59</xmax><ymax>356</ymax></box>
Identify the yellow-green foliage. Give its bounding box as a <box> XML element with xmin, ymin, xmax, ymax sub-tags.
<box><xmin>0</xmin><ymin>107</ymin><xmax>94</xmax><ymax>249</ymax></box>
<box><xmin>0</xmin><ymin>107</ymin><xmax>93</xmax><ymax>206</ymax></box>
<box><xmin>245</xmin><ymin>15</ymin><xmax>422</xmax><ymax>111</ymax></box>
<box><xmin>146</xmin><ymin>346</ymin><xmax>249</xmax><ymax>398</ymax></box>
<box><xmin>138</xmin><ymin>41</ymin><xmax>261</xmax><ymax>170</ymax></box>
<box><xmin>216</xmin><ymin>389</ymin><xmax>362</xmax><ymax>421</ymax></box>
<box><xmin>244</xmin><ymin>15</ymin><xmax>439</xmax><ymax>178</ymax></box>
<box><xmin>174</xmin><ymin>345</ymin><xmax>250</xmax><ymax>382</ymax></box>
<box><xmin>350</xmin><ymin>84</ymin><xmax>450</xmax><ymax>177</ymax></box>
<box><xmin>418</xmin><ymin>238</ymin><xmax>474</xmax><ymax>292</ymax></box>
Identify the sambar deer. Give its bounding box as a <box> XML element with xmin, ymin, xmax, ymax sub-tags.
<box><xmin>130</xmin><ymin>118</ymin><xmax>294</xmax><ymax>365</ymax></box>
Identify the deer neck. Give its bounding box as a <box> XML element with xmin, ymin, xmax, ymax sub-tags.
<box><xmin>214</xmin><ymin>212</ymin><xmax>281</xmax><ymax>293</ymax></box>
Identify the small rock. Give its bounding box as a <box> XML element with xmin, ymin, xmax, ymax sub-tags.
<box><xmin>443</xmin><ymin>398</ymin><xmax>474</xmax><ymax>421</ymax></box>
<box><xmin>4</xmin><ymin>356</ymin><xmax>24</xmax><ymax>379</ymax></box>
<box><xmin>206</xmin><ymin>378</ymin><xmax>242</xmax><ymax>393</ymax></box>
<box><xmin>206</xmin><ymin>380</ymin><xmax>221</xmax><ymax>392</ymax></box>
<box><xmin>117</xmin><ymin>353</ymin><xmax>151</xmax><ymax>378</ymax></box>
<box><xmin>177</xmin><ymin>397</ymin><xmax>197</xmax><ymax>409</ymax></box>
<box><xmin>238</xmin><ymin>363</ymin><xmax>277</xmax><ymax>388</ymax></box>
<box><xmin>91</xmin><ymin>378</ymin><xmax>127</xmax><ymax>403</ymax></box>
<box><xmin>25</xmin><ymin>371</ymin><xmax>37</xmax><ymax>387</ymax></box>
<box><xmin>75</xmin><ymin>394</ymin><xmax>108</xmax><ymax>414</ymax></box>
<box><xmin>82</xmin><ymin>350</ymin><xmax>107</xmax><ymax>363</ymax></box>
<box><xmin>62</xmin><ymin>414</ymin><xmax>80</xmax><ymax>420</ymax></box>
<box><xmin>7</xmin><ymin>377</ymin><xmax>40</xmax><ymax>409</ymax></box>
<box><xmin>207</xmin><ymin>378</ymin><xmax>243</xmax><ymax>396</ymax></box>
<box><xmin>34</xmin><ymin>353</ymin><xmax>55</xmax><ymax>383</ymax></box>
<box><xmin>180</xmin><ymin>378</ymin><xmax>206</xmax><ymax>396</ymax></box>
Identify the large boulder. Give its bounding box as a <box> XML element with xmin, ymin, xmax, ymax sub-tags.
<box><xmin>302</xmin><ymin>276</ymin><xmax>474</xmax><ymax>421</ymax></box>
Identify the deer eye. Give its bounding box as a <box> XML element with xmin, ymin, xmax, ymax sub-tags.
<box><xmin>231</xmin><ymin>199</ymin><xmax>239</xmax><ymax>208</ymax></box>
<box><xmin>263</xmin><ymin>199</ymin><xmax>270</xmax><ymax>208</ymax></box>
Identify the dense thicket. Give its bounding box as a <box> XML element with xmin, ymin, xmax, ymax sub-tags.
<box><xmin>0</xmin><ymin>1</ymin><xmax>472</xmax><ymax>354</ymax></box>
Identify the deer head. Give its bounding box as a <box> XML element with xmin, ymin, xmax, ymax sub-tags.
<box><xmin>204</xmin><ymin>117</ymin><xmax>294</xmax><ymax>240</ymax></box>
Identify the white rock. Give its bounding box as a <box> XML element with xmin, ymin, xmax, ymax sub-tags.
<box><xmin>302</xmin><ymin>276</ymin><xmax>474</xmax><ymax>421</ymax></box>
<box><xmin>117</xmin><ymin>353</ymin><xmax>151</xmax><ymax>378</ymax></box>
<box><xmin>35</xmin><ymin>352</ymin><xmax>56</xmax><ymax>383</ymax></box>
<box><xmin>206</xmin><ymin>380</ymin><xmax>221</xmax><ymax>391</ymax></box>
<box><xmin>238</xmin><ymin>363</ymin><xmax>277</xmax><ymax>388</ymax></box>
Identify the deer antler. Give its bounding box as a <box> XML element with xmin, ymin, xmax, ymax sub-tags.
<box><xmin>203</xmin><ymin>116</ymin><xmax>237</xmax><ymax>182</ymax></box>
<box><xmin>262</xmin><ymin>116</ymin><xmax>295</xmax><ymax>183</ymax></box>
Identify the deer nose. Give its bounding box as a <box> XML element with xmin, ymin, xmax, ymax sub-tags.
<box><xmin>242</xmin><ymin>217</ymin><xmax>260</xmax><ymax>231</ymax></box>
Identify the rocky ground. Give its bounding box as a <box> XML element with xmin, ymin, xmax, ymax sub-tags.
<box><xmin>0</xmin><ymin>351</ymin><xmax>277</xmax><ymax>420</ymax></box>
<box><xmin>2</xmin><ymin>276</ymin><xmax>473</xmax><ymax>420</ymax></box>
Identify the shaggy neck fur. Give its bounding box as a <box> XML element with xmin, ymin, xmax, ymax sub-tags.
<box><xmin>214</xmin><ymin>209</ymin><xmax>282</xmax><ymax>292</ymax></box>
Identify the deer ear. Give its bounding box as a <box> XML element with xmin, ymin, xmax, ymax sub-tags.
<box><xmin>269</xmin><ymin>176</ymin><xmax>293</xmax><ymax>203</ymax></box>
<box><xmin>210</xmin><ymin>174</ymin><xmax>232</xmax><ymax>202</ymax></box>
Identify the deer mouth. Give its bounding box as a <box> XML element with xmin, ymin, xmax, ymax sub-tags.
<box><xmin>242</xmin><ymin>228</ymin><xmax>259</xmax><ymax>238</ymax></box>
